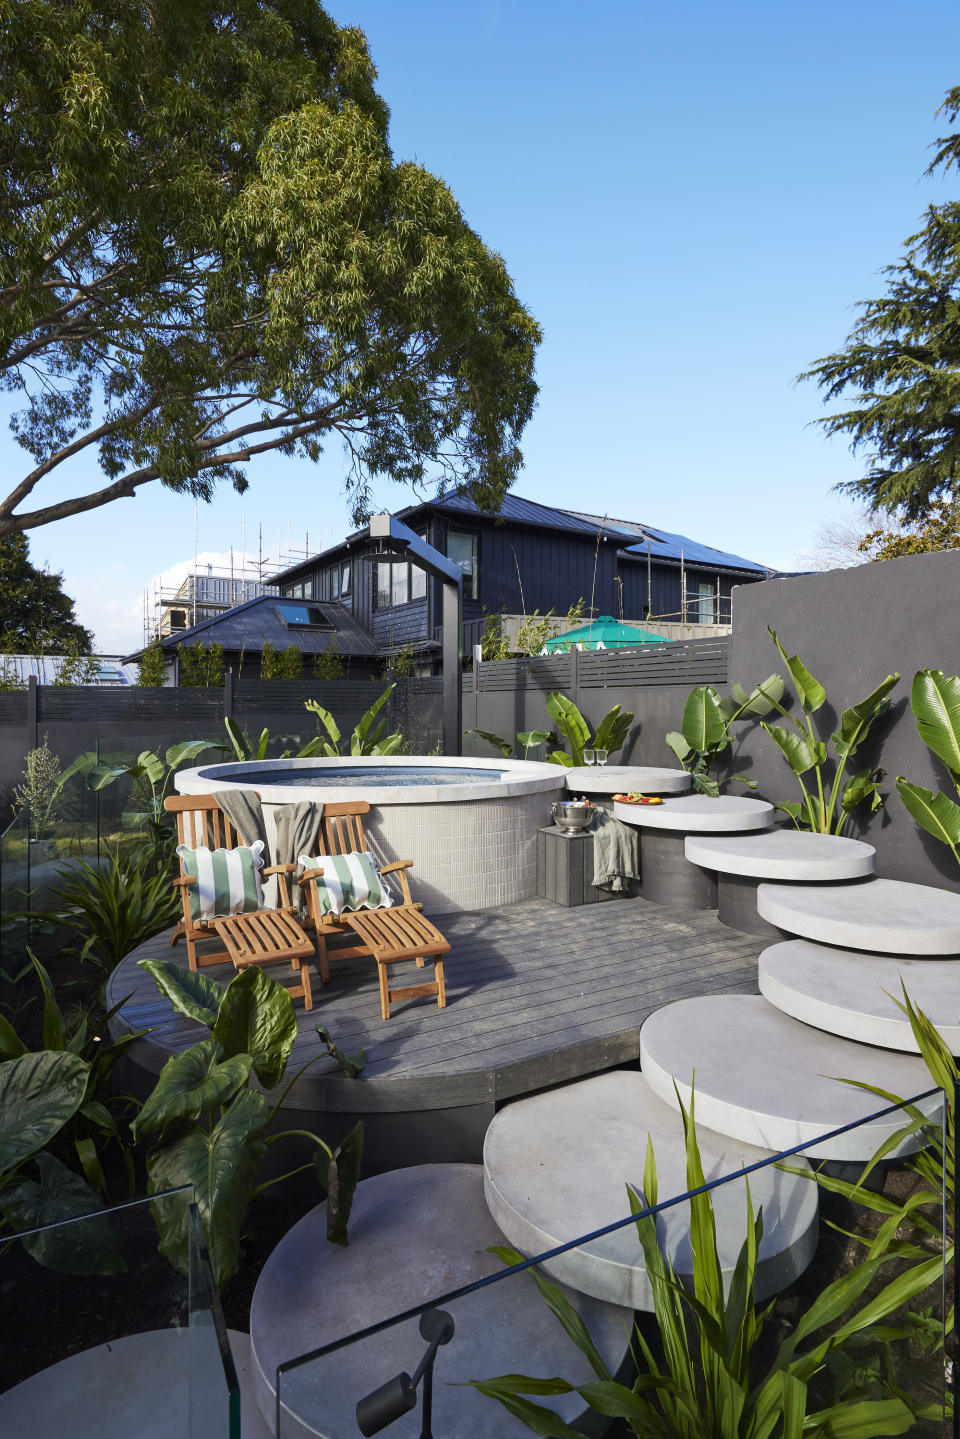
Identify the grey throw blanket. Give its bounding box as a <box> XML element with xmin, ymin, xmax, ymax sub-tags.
<box><xmin>591</xmin><ymin>810</ymin><xmax>640</xmax><ymax>893</ymax></box>
<box><xmin>213</xmin><ymin>790</ymin><xmax>322</xmax><ymax>912</ymax></box>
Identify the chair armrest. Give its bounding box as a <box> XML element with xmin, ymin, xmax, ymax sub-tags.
<box><xmin>299</xmin><ymin>866</ymin><xmax>327</xmax><ymax>884</ymax></box>
<box><xmin>173</xmin><ymin>874</ymin><xmax>197</xmax><ymax>888</ymax></box>
<box><xmin>378</xmin><ymin>859</ymin><xmax>413</xmax><ymax>874</ymax></box>
<box><xmin>262</xmin><ymin>862</ymin><xmax>297</xmax><ymax>876</ymax></box>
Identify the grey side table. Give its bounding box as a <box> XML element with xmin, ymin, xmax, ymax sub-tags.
<box><xmin>536</xmin><ymin>825</ymin><xmax>637</xmax><ymax>906</ymax></box>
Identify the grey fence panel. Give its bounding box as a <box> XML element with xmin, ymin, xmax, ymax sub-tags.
<box><xmin>0</xmin><ymin>694</ymin><xmax>27</xmax><ymax>724</ymax></box>
<box><xmin>578</xmin><ymin>637</ymin><xmax>729</xmax><ymax>688</ymax></box>
<box><xmin>232</xmin><ymin>679</ymin><xmax>385</xmax><ymax>714</ymax></box>
<box><xmin>37</xmin><ymin>687</ymin><xmax>223</xmax><ymax>721</ymax></box>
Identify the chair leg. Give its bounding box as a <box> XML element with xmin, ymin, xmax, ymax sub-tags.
<box><xmin>299</xmin><ymin>958</ymin><xmax>313</xmax><ymax>1012</ymax></box>
<box><xmin>378</xmin><ymin>962</ymin><xmax>391</xmax><ymax>1021</ymax></box>
<box><xmin>316</xmin><ymin>934</ymin><xmax>330</xmax><ymax>984</ymax></box>
<box><xmin>434</xmin><ymin>956</ymin><xmax>446</xmax><ymax>1009</ymax></box>
<box><xmin>185</xmin><ymin>933</ymin><xmax>198</xmax><ymax>973</ymax></box>
<box><xmin>415</xmin><ymin>954</ymin><xmax>425</xmax><ymax>968</ymax></box>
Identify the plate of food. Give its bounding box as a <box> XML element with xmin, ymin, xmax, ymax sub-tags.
<box><xmin>612</xmin><ymin>792</ymin><xmax>664</xmax><ymax>805</ymax></box>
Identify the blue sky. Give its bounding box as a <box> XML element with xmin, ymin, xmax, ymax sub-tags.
<box><xmin>8</xmin><ymin>0</ymin><xmax>959</xmax><ymax>650</ymax></box>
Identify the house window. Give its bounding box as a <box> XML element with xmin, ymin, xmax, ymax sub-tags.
<box><xmin>697</xmin><ymin>582</ymin><xmax>715</xmax><ymax>625</ymax></box>
<box><xmin>328</xmin><ymin>562</ymin><xmax>350</xmax><ymax>600</ymax></box>
<box><xmin>374</xmin><ymin>558</ymin><xmax>428</xmax><ymax>609</ymax></box>
<box><xmin>447</xmin><ymin>530</ymin><xmax>478</xmax><ymax>600</ymax></box>
<box><xmin>283</xmin><ymin>579</ymin><xmax>314</xmax><ymax>600</ymax></box>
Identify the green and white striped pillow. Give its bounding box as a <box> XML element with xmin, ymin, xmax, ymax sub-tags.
<box><xmin>176</xmin><ymin>841</ymin><xmax>265</xmax><ymax>923</ymax></box>
<box><xmin>297</xmin><ymin>850</ymin><xmax>392</xmax><ymax>916</ymax></box>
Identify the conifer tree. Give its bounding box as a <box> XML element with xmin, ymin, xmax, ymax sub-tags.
<box><xmin>0</xmin><ymin>532</ymin><xmax>93</xmax><ymax>653</ymax></box>
<box><xmin>803</xmin><ymin>86</ymin><xmax>960</xmax><ymax>520</ymax></box>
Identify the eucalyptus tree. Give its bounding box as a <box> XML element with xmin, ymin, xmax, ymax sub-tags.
<box><xmin>803</xmin><ymin>86</ymin><xmax>960</xmax><ymax>520</ymax></box>
<box><xmin>0</xmin><ymin>1</ymin><xmax>540</xmax><ymax>537</ymax></box>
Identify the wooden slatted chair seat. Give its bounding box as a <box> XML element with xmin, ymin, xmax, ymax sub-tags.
<box><xmin>300</xmin><ymin>800</ymin><xmax>450</xmax><ymax>1021</ymax></box>
<box><xmin>164</xmin><ymin>793</ymin><xmax>317</xmax><ymax>1009</ymax></box>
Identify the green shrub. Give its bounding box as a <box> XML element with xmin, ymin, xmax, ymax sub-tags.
<box><xmin>177</xmin><ymin>641</ymin><xmax>224</xmax><ymax>686</ymax></box>
<box><xmin>136</xmin><ymin>636</ymin><xmax>167</xmax><ymax>686</ymax></box>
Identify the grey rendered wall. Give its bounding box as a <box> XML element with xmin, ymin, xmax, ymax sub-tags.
<box><xmin>729</xmin><ymin>548</ymin><xmax>960</xmax><ymax>887</ymax></box>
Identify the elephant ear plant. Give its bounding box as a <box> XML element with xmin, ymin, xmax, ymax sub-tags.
<box><xmin>760</xmin><ymin>628</ymin><xmax>899</xmax><ymax>834</ymax></box>
<box><xmin>896</xmin><ymin>668</ymin><xmax>960</xmax><ymax>872</ymax></box>
<box><xmin>135</xmin><ymin>959</ymin><xmax>366</xmax><ymax>1290</ymax></box>
<box><xmin>665</xmin><ymin>676</ymin><xmax>784</xmax><ymax>796</ymax></box>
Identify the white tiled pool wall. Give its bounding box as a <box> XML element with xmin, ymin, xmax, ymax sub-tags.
<box><xmin>364</xmin><ymin>788</ymin><xmax>566</xmax><ymax>914</ymax></box>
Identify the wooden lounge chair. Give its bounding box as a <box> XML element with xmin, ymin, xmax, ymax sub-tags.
<box><xmin>164</xmin><ymin>793</ymin><xmax>316</xmax><ymax>1009</ymax></box>
<box><xmin>299</xmin><ymin>800</ymin><xmax>450</xmax><ymax>1021</ymax></box>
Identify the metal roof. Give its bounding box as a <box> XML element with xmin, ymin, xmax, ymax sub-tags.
<box><xmin>269</xmin><ymin>492</ymin><xmax>770</xmax><ymax>580</ymax></box>
<box><xmin>128</xmin><ymin>596</ymin><xmax>378</xmax><ymax>660</ymax></box>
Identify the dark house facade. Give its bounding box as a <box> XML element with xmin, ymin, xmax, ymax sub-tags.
<box><xmin>270</xmin><ymin>493</ymin><xmax>772</xmax><ymax>668</ymax></box>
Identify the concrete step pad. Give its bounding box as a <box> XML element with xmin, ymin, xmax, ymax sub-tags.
<box><xmin>483</xmin><ymin>1070</ymin><xmax>819</xmax><ymax>1310</ymax></box>
<box><xmin>639</xmin><ymin>995</ymin><xmax>940</xmax><ymax>1159</ymax></box>
<box><xmin>249</xmin><ymin>1163</ymin><xmax>633</xmax><ymax>1439</ymax></box>
<box><xmin>757</xmin><ymin>876</ymin><xmax>960</xmax><ymax>954</ymax></box>
<box><xmin>759</xmin><ymin>939</ymin><xmax>960</xmax><ymax>1054</ymax></box>
<box><xmin>685</xmin><ymin>830</ymin><xmax>875</xmax><ymax>880</ymax></box>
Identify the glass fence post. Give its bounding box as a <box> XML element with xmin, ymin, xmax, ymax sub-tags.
<box><xmin>953</xmin><ymin>1077</ymin><xmax>959</xmax><ymax>1439</ymax></box>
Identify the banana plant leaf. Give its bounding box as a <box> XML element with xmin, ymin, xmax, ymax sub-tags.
<box><xmin>768</xmin><ymin>628</ymin><xmax>826</xmax><ymax>713</ymax></box>
<box><xmin>131</xmin><ymin>1041</ymin><xmax>252</xmax><ymax>1142</ymax></box>
<box><xmin>910</xmin><ymin>668</ymin><xmax>960</xmax><ymax>778</ymax></box>
<box><xmin>372</xmin><ymin>731</ymin><xmax>404</xmax><ymax>756</ymax></box>
<box><xmin>297</xmin><ymin>734</ymin><xmax>330</xmax><ymax>758</ymax></box>
<box><xmin>680</xmin><ymin>687</ymin><xmax>727</xmax><ymax>752</ymax></box>
<box><xmin>224</xmin><ymin>717</ymin><xmax>253</xmax><ymax>761</ymax></box>
<box><xmin>691</xmin><ymin>772</ymin><xmax>721</xmax><ymax>797</ymax></box>
<box><xmin>212</xmin><ymin>967</ymin><xmax>298</xmax><ymax>1089</ymax></box>
<box><xmin>761</xmin><ymin>723</ymin><xmax>826</xmax><ymax>776</ymax></box>
<box><xmin>148</xmin><ymin>1087</ymin><xmax>270</xmax><ymax>1288</ymax></box>
<box><xmin>139</xmin><ymin>958</ymin><xmax>223</xmax><ymax>1029</ymax></box>
<box><xmin>546</xmin><ymin>751</ymin><xmax>574</xmax><ymax>767</ymax></box>
<box><xmin>592</xmin><ymin>705</ymin><xmax>633</xmax><ymax>757</ymax></box>
<box><xmin>830</xmin><ymin>675</ymin><xmax>900</xmax><ymax>757</ymax></box>
<box><xmin>723</xmin><ymin>673</ymin><xmax>786</xmax><ymax>720</ymax></box>
<box><xmin>0</xmin><ymin>1051</ymin><xmax>90</xmax><ymax>1175</ymax></box>
<box><xmin>896</xmin><ymin>779</ymin><xmax>960</xmax><ymax>854</ymax></box>
<box><xmin>665</xmin><ymin>730</ymin><xmax>693</xmax><ymax>762</ymax></box>
<box><xmin>304</xmin><ymin>699</ymin><xmax>341</xmax><ymax>749</ymax></box>
<box><xmin>840</xmin><ymin>767</ymin><xmax>885</xmax><ymax>816</ymax></box>
<box><xmin>0</xmin><ymin>1152</ymin><xmax>126</xmax><ymax>1275</ymax></box>
<box><xmin>468</xmin><ymin>728</ymin><xmax>513</xmax><ymax>757</ymax></box>
<box><xmin>352</xmin><ymin>685</ymin><xmax>394</xmax><ymax>755</ymax></box>
<box><xmin>545</xmin><ymin>691</ymin><xmax>591</xmax><ymax>765</ymax></box>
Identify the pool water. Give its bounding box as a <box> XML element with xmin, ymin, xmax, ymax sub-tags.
<box><xmin>196</xmin><ymin>765</ymin><xmax>508</xmax><ymax>788</ymax></box>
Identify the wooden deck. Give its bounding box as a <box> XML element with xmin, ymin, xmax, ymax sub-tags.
<box><xmin>108</xmin><ymin>896</ymin><xmax>763</xmax><ymax>1121</ymax></box>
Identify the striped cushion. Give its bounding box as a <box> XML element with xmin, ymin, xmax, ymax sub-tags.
<box><xmin>176</xmin><ymin>841</ymin><xmax>265</xmax><ymax>923</ymax></box>
<box><xmin>297</xmin><ymin>850</ymin><xmax>392</xmax><ymax>916</ymax></box>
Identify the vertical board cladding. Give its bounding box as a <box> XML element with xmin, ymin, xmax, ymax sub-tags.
<box><xmin>618</xmin><ymin>558</ymin><xmax>680</xmax><ymax>620</ymax></box>
<box><xmin>371</xmin><ymin>598</ymin><xmax>430</xmax><ymax>648</ymax></box>
<box><xmin>472</xmin><ymin>521</ymin><xmax>619</xmax><ymax>616</ymax></box>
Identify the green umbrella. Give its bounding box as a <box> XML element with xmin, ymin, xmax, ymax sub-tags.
<box><xmin>542</xmin><ymin>616</ymin><xmax>672</xmax><ymax>652</ymax></box>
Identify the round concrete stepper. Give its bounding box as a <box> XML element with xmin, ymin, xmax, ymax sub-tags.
<box><xmin>613</xmin><ymin>793</ymin><xmax>774</xmax><ymax>832</ymax></box>
<box><xmin>684</xmin><ymin>831</ymin><xmax>875</xmax><ymax>881</ymax></box>
<box><xmin>566</xmin><ymin>765</ymin><xmax>691</xmax><ymax>795</ymax></box>
<box><xmin>483</xmin><ymin>1070</ymin><xmax>819</xmax><ymax>1311</ymax></box>
<box><xmin>0</xmin><ymin>1329</ymin><xmax>270</xmax><ymax>1439</ymax></box>
<box><xmin>639</xmin><ymin>995</ymin><xmax>941</xmax><ymax>1160</ymax></box>
<box><xmin>759</xmin><ymin>939</ymin><xmax>960</xmax><ymax>1054</ymax></box>
<box><xmin>757</xmin><ymin>876</ymin><xmax>960</xmax><ymax>955</ymax></box>
<box><xmin>249</xmin><ymin>1164</ymin><xmax>634</xmax><ymax>1439</ymax></box>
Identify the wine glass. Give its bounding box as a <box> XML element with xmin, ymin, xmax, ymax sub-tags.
<box><xmin>595</xmin><ymin>748</ymin><xmax>608</xmax><ymax>767</ymax></box>
<box><xmin>583</xmin><ymin>749</ymin><xmax>596</xmax><ymax>766</ymax></box>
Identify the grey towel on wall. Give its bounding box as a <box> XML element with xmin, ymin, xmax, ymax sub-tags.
<box><xmin>591</xmin><ymin>810</ymin><xmax>640</xmax><ymax>893</ymax></box>
<box><xmin>212</xmin><ymin>790</ymin><xmax>322</xmax><ymax>912</ymax></box>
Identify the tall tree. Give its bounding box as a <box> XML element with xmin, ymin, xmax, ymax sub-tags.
<box><xmin>0</xmin><ymin>1</ymin><xmax>540</xmax><ymax>538</ymax></box>
<box><xmin>0</xmin><ymin>533</ymin><xmax>94</xmax><ymax>653</ymax></box>
<box><xmin>802</xmin><ymin>87</ymin><xmax>960</xmax><ymax>521</ymax></box>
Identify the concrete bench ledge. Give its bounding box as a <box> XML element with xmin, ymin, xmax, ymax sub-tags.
<box><xmin>639</xmin><ymin>994</ymin><xmax>938</xmax><ymax>1160</ymax></box>
<box><xmin>566</xmin><ymin>765</ymin><xmax>691</xmax><ymax>795</ymax></box>
<box><xmin>759</xmin><ymin>939</ymin><xmax>960</xmax><ymax>1053</ymax></box>
<box><xmin>483</xmin><ymin>1070</ymin><xmax>819</xmax><ymax>1310</ymax></box>
<box><xmin>757</xmin><ymin>876</ymin><xmax>960</xmax><ymax>954</ymax></box>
